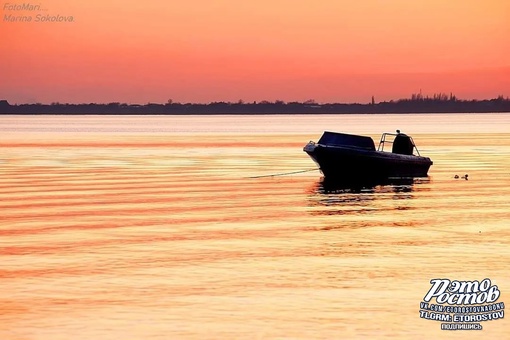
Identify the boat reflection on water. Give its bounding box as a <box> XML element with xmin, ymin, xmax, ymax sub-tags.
<box><xmin>307</xmin><ymin>177</ymin><xmax>430</xmax><ymax>217</ymax></box>
<box><xmin>316</xmin><ymin>177</ymin><xmax>427</xmax><ymax>193</ymax></box>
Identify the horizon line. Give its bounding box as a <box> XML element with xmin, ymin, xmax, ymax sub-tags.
<box><xmin>3</xmin><ymin>93</ymin><xmax>510</xmax><ymax>106</ymax></box>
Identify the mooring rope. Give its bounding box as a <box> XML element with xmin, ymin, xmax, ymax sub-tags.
<box><xmin>248</xmin><ymin>168</ymin><xmax>319</xmax><ymax>179</ymax></box>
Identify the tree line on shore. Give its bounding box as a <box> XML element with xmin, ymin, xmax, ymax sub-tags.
<box><xmin>1</xmin><ymin>93</ymin><xmax>509</xmax><ymax>114</ymax></box>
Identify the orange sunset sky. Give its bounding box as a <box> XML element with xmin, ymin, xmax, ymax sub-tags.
<box><xmin>1</xmin><ymin>0</ymin><xmax>509</xmax><ymax>104</ymax></box>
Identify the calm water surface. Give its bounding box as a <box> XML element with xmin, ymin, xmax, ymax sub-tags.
<box><xmin>1</xmin><ymin>114</ymin><xmax>510</xmax><ymax>339</ymax></box>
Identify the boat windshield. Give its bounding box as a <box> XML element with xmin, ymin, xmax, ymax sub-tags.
<box><xmin>378</xmin><ymin>132</ymin><xmax>421</xmax><ymax>156</ymax></box>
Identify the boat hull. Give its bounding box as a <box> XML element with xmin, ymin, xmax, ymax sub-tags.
<box><xmin>304</xmin><ymin>143</ymin><xmax>432</xmax><ymax>180</ymax></box>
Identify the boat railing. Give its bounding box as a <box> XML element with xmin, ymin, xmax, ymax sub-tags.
<box><xmin>377</xmin><ymin>132</ymin><xmax>422</xmax><ymax>156</ymax></box>
<box><xmin>303</xmin><ymin>141</ymin><xmax>316</xmax><ymax>152</ymax></box>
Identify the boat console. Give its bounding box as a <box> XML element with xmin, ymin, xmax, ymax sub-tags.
<box><xmin>377</xmin><ymin>131</ymin><xmax>421</xmax><ymax>156</ymax></box>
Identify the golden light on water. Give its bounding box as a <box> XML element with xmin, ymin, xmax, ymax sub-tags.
<box><xmin>1</xmin><ymin>114</ymin><xmax>510</xmax><ymax>339</ymax></box>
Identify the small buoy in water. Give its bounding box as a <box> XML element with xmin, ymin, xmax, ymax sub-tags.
<box><xmin>454</xmin><ymin>175</ymin><xmax>459</xmax><ymax>179</ymax></box>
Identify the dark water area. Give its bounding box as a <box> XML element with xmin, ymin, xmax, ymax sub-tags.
<box><xmin>1</xmin><ymin>113</ymin><xmax>509</xmax><ymax>339</ymax></box>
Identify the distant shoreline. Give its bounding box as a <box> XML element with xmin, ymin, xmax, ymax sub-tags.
<box><xmin>1</xmin><ymin>95</ymin><xmax>509</xmax><ymax>115</ymax></box>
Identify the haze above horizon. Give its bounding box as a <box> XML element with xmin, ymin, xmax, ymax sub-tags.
<box><xmin>1</xmin><ymin>0</ymin><xmax>509</xmax><ymax>104</ymax></box>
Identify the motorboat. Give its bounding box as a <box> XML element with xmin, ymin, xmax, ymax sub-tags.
<box><xmin>304</xmin><ymin>130</ymin><xmax>433</xmax><ymax>180</ymax></box>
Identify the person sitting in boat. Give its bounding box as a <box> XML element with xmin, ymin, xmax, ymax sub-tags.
<box><xmin>392</xmin><ymin>130</ymin><xmax>415</xmax><ymax>155</ymax></box>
